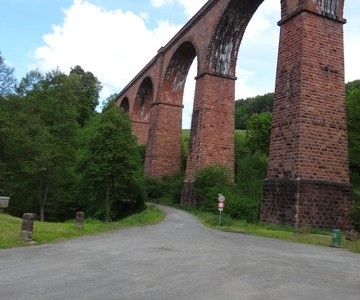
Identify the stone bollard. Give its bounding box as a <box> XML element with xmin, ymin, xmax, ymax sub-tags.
<box><xmin>0</xmin><ymin>196</ymin><xmax>10</xmax><ymax>213</ymax></box>
<box><xmin>19</xmin><ymin>213</ymin><xmax>35</xmax><ymax>242</ymax></box>
<box><xmin>75</xmin><ymin>211</ymin><xmax>84</xmax><ymax>229</ymax></box>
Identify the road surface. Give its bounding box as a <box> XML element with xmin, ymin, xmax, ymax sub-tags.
<box><xmin>1</xmin><ymin>205</ymin><xmax>359</xmax><ymax>299</ymax></box>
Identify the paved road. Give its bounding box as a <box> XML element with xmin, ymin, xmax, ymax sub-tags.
<box><xmin>1</xmin><ymin>205</ymin><xmax>360</xmax><ymax>300</ymax></box>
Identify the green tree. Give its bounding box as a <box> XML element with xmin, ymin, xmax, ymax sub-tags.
<box><xmin>245</xmin><ymin>112</ymin><xmax>272</xmax><ymax>155</ymax></box>
<box><xmin>235</xmin><ymin>93</ymin><xmax>274</xmax><ymax>130</ymax></box>
<box><xmin>16</xmin><ymin>69</ymin><xmax>43</xmax><ymax>96</ymax></box>
<box><xmin>69</xmin><ymin>65</ymin><xmax>102</xmax><ymax>126</ymax></box>
<box><xmin>0</xmin><ymin>52</ymin><xmax>17</xmax><ymax>98</ymax></box>
<box><xmin>346</xmin><ymin>81</ymin><xmax>360</xmax><ymax>187</ymax></box>
<box><xmin>78</xmin><ymin>103</ymin><xmax>145</xmax><ymax>222</ymax></box>
<box><xmin>4</xmin><ymin>69</ymin><xmax>79</xmax><ymax>221</ymax></box>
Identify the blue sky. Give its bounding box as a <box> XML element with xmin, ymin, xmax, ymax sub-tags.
<box><xmin>1</xmin><ymin>0</ymin><xmax>359</xmax><ymax>128</ymax></box>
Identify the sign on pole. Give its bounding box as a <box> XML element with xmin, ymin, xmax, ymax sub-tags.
<box><xmin>218</xmin><ymin>193</ymin><xmax>225</xmax><ymax>226</ymax></box>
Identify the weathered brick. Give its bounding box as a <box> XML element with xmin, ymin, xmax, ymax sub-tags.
<box><xmin>262</xmin><ymin>0</ymin><xmax>353</xmax><ymax>230</ymax></box>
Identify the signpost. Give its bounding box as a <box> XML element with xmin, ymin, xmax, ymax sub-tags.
<box><xmin>218</xmin><ymin>193</ymin><xmax>225</xmax><ymax>226</ymax></box>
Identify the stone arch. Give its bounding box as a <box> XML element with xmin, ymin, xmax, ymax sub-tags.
<box><xmin>183</xmin><ymin>2</ymin><xmax>268</xmax><ymax>193</ymax></box>
<box><xmin>133</xmin><ymin>77</ymin><xmax>153</xmax><ymax>123</ymax></box>
<box><xmin>130</xmin><ymin>77</ymin><xmax>154</xmax><ymax>145</ymax></box>
<box><xmin>144</xmin><ymin>41</ymin><xmax>198</xmax><ymax>177</ymax></box>
<box><xmin>207</xmin><ymin>0</ymin><xmax>263</xmax><ymax>77</ymax></box>
<box><xmin>119</xmin><ymin>97</ymin><xmax>130</xmax><ymax>114</ymax></box>
<box><xmin>163</xmin><ymin>41</ymin><xmax>197</xmax><ymax>106</ymax></box>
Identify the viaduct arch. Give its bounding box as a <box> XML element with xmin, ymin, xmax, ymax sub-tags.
<box><xmin>115</xmin><ymin>0</ymin><xmax>353</xmax><ymax>230</ymax></box>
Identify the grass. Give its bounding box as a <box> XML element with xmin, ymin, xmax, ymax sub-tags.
<box><xmin>0</xmin><ymin>204</ymin><xmax>164</xmax><ymax>249</ymax></box>
<box><xmin>176</xmin><ymin>205</ymin><xmax>360</xmax><ymax>254</ymax></box>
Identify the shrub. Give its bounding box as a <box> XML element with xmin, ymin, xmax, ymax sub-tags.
<box><xmin>193</xmin><ymin>164</ymin><xmax>230</xmax><ymax>204</ymax></box>
<box><xmin>145</xmin><ymin>172</ymin><xmax>184</xmax><ymax>204</ymax></box>
<box><xmin>193</xmin><ymin>164</ymin><xmax>260</xmax><ymax>222</ymax></box>
<box><xmin>236</xmin><ymin>152</ymin><xmax>268</xmax><ymax>202</ymax></box>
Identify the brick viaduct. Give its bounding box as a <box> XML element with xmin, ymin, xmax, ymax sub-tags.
<box><xmin>115</xmin><ymin>0</ymin><xmax>353</xmax><ymax>230</ymax></box>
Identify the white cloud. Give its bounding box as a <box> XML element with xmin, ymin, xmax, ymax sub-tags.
<box><xmin>151</xmin><ymin>0</ymin><xmax>174</xmax><ymax>8</ymax></box>
<box><xmin>34</xmin><ymin>0</ymin><xmax>182</xmax><ymax>99</ymax></box>
<box><xmin>150</xmin><ymin>0</ymin><xmax>206</xmax><ymax>18</ymax></box>
<box><xmin>176</xmin><ymin>0</ymin><xmax>207</xmax><ymax>18</ymax></box>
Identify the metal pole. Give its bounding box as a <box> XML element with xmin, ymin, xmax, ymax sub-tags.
<box><xmin>219</xmin><ymin>210</ymin><xmax>222</xmax><ymax>226</ymax></box>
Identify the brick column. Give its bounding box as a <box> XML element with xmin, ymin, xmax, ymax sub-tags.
<box><xmin>132</xmin><ymin>121</ymin><xmax>149</xmax><ymax>145</ymax></box>
<box><xmin>144</xmin><ymin>101</ymin><xmax>183</xmax><ymax>178</ymax></box>
<box><xmin>261</xmin><ymin>0</ymin><xmax>353</xmax><ymax>230</ymax></box>
<box><xmin>181</xmin><ymin>72</ymin><xmax>235</xmax><ymax>205</ymax></box>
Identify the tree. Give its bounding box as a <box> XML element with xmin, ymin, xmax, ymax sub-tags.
<box><xmin>235</xmin><ymin>93</ymin><xmax>274</xmax><ymax>130</ymax></box>
<box><xmin>16</xmin><ymin>69</ymin><xmax>43</xmax><ymax>96</ymax></box>
<box><xmin>78</xmin><ymin>103</ymin><xmax>145</xmax><ymax>221</ymax></box>
<box><xmin>69</xmin><ymin>65</ymin><xmax>102</xmax><ymax>126</ymax></box>
<box><xmin>5</xmin><ymin>69</ymin><xmax>79</xmax><ymax>221</ymax></box>
<box><xmin>245</xmin><ymin>112</ymin><xmax>272</xmax><ymax>155</ymax></box>
<box><xmin>0</xmin><ymin>52</ymin><xmax>17</xmax><ymax>98</ymax></box>
<box><xmin>346</xmin><ymin>81</ymin><xmax>360</xmax><ymax>187</ymax></box>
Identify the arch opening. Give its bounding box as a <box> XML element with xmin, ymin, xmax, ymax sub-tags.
<box><xmin>164</xmin><ymin>41</ymin><xmax>197</xmax><ymax>108</ymax></box>
<box><xmin>120</xmin><ymin>97</ymin><xmax>130</xmax><ymax>114</ymax></box>
<box><xmin>133</xmin><ymin>77</ymin><xmax>153</xmax><ymax>122</ymax></box>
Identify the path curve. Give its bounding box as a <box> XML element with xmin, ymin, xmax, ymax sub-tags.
<box><xmin>0</xmin><ymin>205</ymin><xmax>359</xmax><ymax>300</ymax></box>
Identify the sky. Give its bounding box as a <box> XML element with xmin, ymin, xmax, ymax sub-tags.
<box><xmin>1</xmin><ymin>0</ymin><xmax>359</xmax><ymax>128</ymax></box>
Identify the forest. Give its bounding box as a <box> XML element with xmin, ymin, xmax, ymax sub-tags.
<box><xmin>1</xmin><ymin>51</ymin><xmax>359</xmax><ymax>230</ymax></box>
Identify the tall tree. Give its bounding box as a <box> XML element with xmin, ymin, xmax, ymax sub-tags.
<box><xmin>16</xmin><ymin>69</ymin><xmax>43</xmax><ymax>96</ymax></box>
<box><xmin>78</xmin><ymin>103</ymin><xmax>145</xmax><ymax>222</ymax></box>
<box><xmin>346</xmin><ymin>81</ymin><xmax>360</xmax><ymax>186</ymax></box>
<box><xmin>0</xmin><ymin>52</ymin><xmax>17</xmax><ymax>98</ymax></box>
<box><xmin>235</xmin><ymin>93</ymin><xmax>274</xmax><ymax>130</ymax></box>
<box><xmin>5</xmin><ymin>69</ymin><xmax>79</xmax><ymax>221</ymax></box>
<box><xmin>69</xmin><ymin>65</ymin><xmax>102</xmax><ymax>126</ymax></box>
<box><xmin>245</xmin><ymin>112</ymin><xmax>272</xmax><ymax>155</ymax></box>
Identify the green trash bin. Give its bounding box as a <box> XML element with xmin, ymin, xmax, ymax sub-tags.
<box><xmin>331</xmin><ymin>229</ymin><xmax>341</xmax><ymax>247</ymax></box>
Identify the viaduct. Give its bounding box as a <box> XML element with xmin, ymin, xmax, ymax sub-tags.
<box><xmin>115</xmin><ymin>0</ymin><xmax>353</xmax><ymax>230</ymax></box>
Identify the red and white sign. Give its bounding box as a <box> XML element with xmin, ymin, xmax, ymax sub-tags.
<box><xmin>218</xmin><ymin>194</ymin><xmax>225</xmax><ymax>211</ymax></box>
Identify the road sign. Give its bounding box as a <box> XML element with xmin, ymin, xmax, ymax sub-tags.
<box><xmin>218</xmin><ymin>202</ymin><xmax>224</xmax><ymax>209</ymax></box>
<box><xmin>218</xmin><ymin>194</ymin><xmax>225</xmax><ymax>202</ymax></box>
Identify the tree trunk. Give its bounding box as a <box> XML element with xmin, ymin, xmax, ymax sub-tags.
<box><xmin>38</xmin><ymin>171</ymin><xmax>49</xmax><ymax>222</ymax></box>
<box><xmin>40</xmin><ymin>203</ymin><xmax>45</xmax><ymax>222</ymax></box>
<box><xmin>104</xmin><ymin>178</ymin><xmax>113</xmax><ymax>223</ymax></box>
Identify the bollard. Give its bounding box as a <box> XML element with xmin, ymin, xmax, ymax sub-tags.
<box><xmin>19</xmin><ymin>213</ymin><xmax>35</xmax><ymax>242</ymax></box>
<box><xmin>0</xmin><ymin>196</ymin><xmax>10</xmax><ymax>213</ymax></box>
<box><xmin>75</xmin><ymin>211</ymin><xmax>84</xmax><ymax>229</ymax></box>
<box><xmin>331</xmin><ymin>229</ymin><xmax>341</xmax><ymax>248</ymax></box>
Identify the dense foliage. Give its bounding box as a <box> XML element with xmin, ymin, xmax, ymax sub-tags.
<box><xmin>78</xmin><ymin>103</ymin><xmax>146</xmax><ymax>222</ymax></box>
<box><xmin>0</xmin><ymin>53</ymin><xmax>144</xmax><ymax>222</ymax></box>
<box><xmin>235</xmin><ymin>93</ymin><xmax>274</xmax><ymax>130</ymax></box>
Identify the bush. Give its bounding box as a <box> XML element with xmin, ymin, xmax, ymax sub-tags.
<box><xmin>193</xmin><ymin>164</ymin><xmax>260</xmax><ymax>222</ymax></box>
<box><xmin>145</xmin><ymin>172</ymin><xmax>184</xmax><ymax>204</ymax></box>
<box><xmin>193</xmin><ymin>164</ymin><xmax>230</xmax><ymax>203</ymax></box>
<box><xmin>235</xmin><ymin>152</ymin><xmax>268</xmax><ymax>202</ymax></box>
